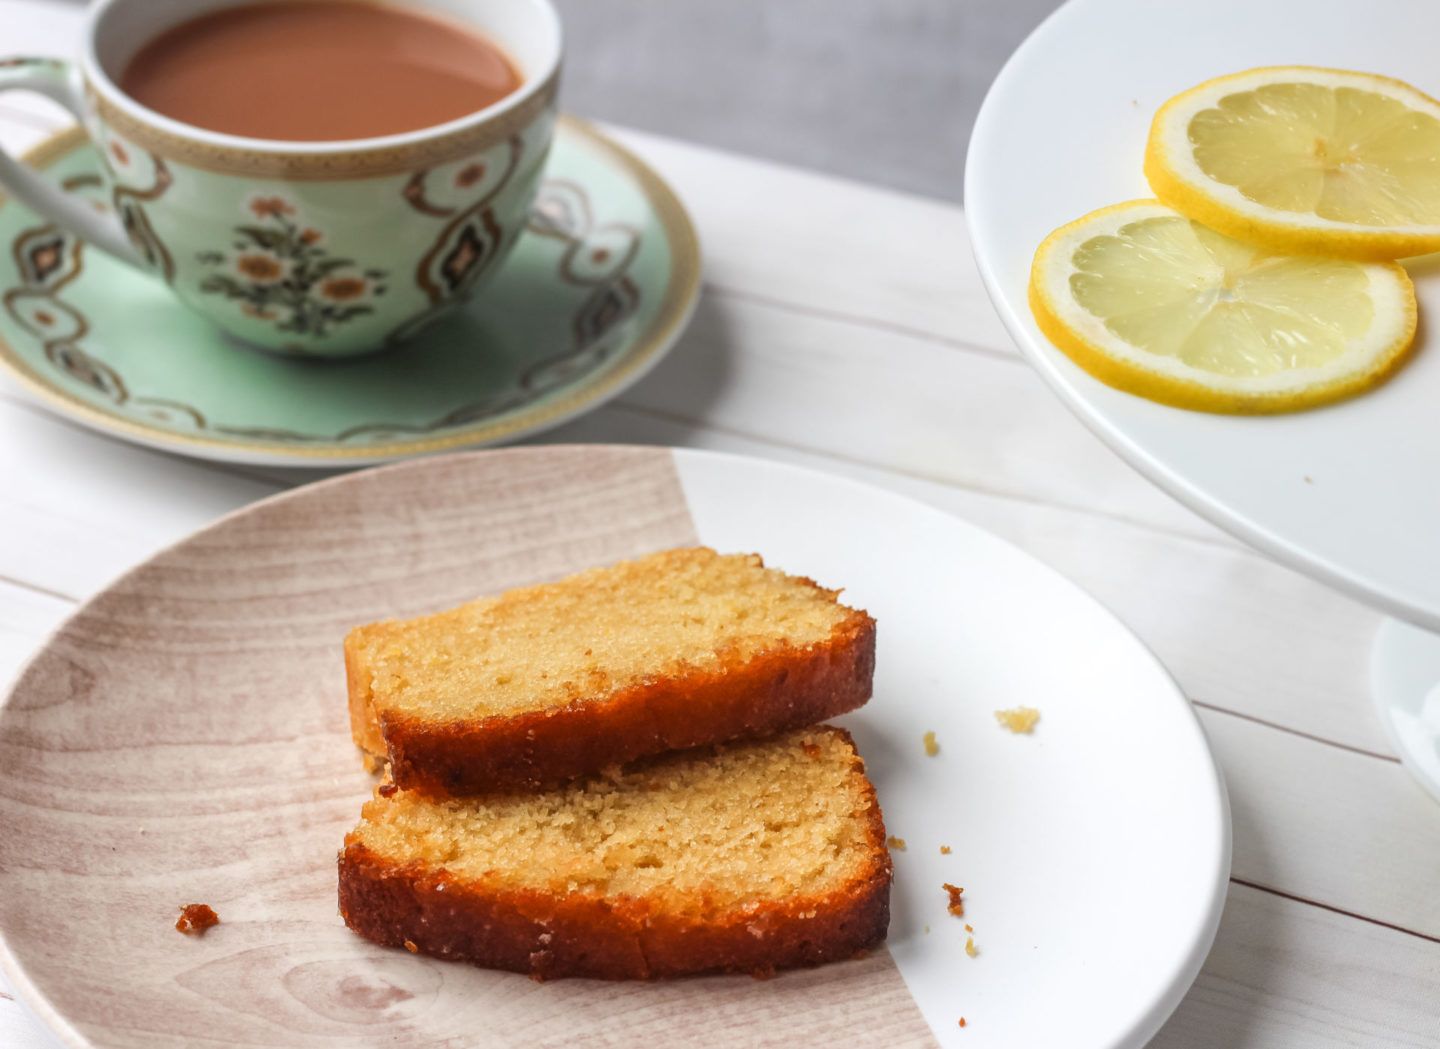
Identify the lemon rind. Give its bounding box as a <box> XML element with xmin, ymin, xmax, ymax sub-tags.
<box><xmin>1028</xmin><ymin>200</ymin><xmax>1418</xmax><ymax>414</ymax></box>
<box><xmin>1145</xmin><ymin>66</ymin><xmax>1440</xmax><ymax>260</ymax></box>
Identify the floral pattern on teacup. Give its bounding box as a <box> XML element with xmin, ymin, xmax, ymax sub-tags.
<box><xmin>195</xmin><ymin>195</ymin><xmax>388</xmax><ymax>338</ymax></box>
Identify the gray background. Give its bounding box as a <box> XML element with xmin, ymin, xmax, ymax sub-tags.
<box><xmin>30</xmin><ymin>0</ymin><xmax>1068</xmax><ymax>202</ymax></box>
<box><xmin>551</xmin><ymin>0</ymin><xmax>1066</xmax><ymax>202</ymax></box>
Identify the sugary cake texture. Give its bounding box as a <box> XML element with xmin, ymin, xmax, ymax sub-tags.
<box><xmin>339</xmin><ymin>727</ymin><xmax>892</xmax><ymax>980</ymax></box>
<box><xmin>346</xmin><ymin>547</ymin><xmax>876</xmax><ymax>794</ymax></box>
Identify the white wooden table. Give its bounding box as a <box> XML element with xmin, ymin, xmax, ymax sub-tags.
<box><xmin>1</xmin><ymin>3</ymin><xmax>1437</xmax><ymax>1046</ymax></box>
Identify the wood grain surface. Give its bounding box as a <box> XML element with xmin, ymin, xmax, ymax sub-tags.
<box><xmin>0</xmin><ymin>445</ymin><xmax>936</xmax><ymax>1049</ymax></box>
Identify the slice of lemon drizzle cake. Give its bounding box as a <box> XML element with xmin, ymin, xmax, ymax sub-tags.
<box><xmin>338</xmin><ymin>727</ymin><xmax>891</xmax><ymax>980</ymax></box>
<box><xmin>345</xmin><ymin>548</ymin><xmax>876</xmax><ymax>794</ymax></box>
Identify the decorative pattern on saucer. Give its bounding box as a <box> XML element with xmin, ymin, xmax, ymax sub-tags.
<box><xmin>2</xmin><ymin>219</ymin><xmax>123</xmax><ymax>402</ymax></box>
<box><xmin>0</xmin><ymin>119</ymin><xmax>700</xmax><ymax>464</ymax></box>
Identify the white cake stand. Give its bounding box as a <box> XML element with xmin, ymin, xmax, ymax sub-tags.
<box><xmin>965</xmin><ymin>0</ymin><xmax>1440</xmax><ymax>800</ymax></box>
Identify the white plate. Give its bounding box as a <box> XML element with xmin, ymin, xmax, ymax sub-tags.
<box><xmin>965</xmin><ymin>0</ymin><xmax>1440</xmax><ymax>630</ymax></box>
<box><xmin>0</xmin><ymin>446</ymin><xmax>1229</xmax><ymax>1049</ymax></box>
<box><xmin>679</xmin><ymin>451</ymin><xmax>1231</xmax><ymax>1047</ymax></box>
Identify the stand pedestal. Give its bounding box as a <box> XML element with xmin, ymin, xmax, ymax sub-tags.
<box><xmin>1372</xmin><ymin>618</ymin><xmax>1440</xmax><ymax>802</ymax></box>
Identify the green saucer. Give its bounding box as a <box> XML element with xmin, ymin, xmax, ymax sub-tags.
<box><xmin>0</xmin><ymin>117</ymin><xmax>700</xmax><ymax>464</ymax></box>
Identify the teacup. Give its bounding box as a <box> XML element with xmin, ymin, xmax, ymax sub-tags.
<box><xmin>0</xmin><ymin>0</ymin><xmax>561</xmax><ymax>357</ymax></box>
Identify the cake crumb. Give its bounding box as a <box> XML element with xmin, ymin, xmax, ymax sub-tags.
<box><xmin>404</xmin><ymin>939</ymin><xmax>419</xmax><ymax>953</ymax></box>
<box><xmin>965</xmin><ymin>936</ymin><xmax>978</xmax><ymax>958</ymax></box>
<box><xmin>965</xmin><ymin>923</ymin><xmax>974</xmax><ymax>933</ymax></box>
<box><xmin>887</xmin><ymin>836</ymin><xmax>907</xmax><ymax>851</ymax></box>
<box><xmin>925</xmin><ymin>925</ymin><xmax>931</xmax><ymax>934</ymax></box>
<box><xmin>994</xmin><ymin>706</ymin><xmax>1040</xmax><ymax>733</ymax></box>
<box><xmin>943</xmin><ymin>883</ymin><xmax>964</xmax><ymax>916</ymax></box>
<box><xmin>923</xmin><ymin>730</ymin><xmax>939</xmax><ymax>756</ymax></box>
<box><xmin>940</xmin><ymin>845</ymin><xmax>951</xmax><ymax>855</ymax></box>
<box><xmin>175</xmin><ymin>904</ymin><xmax>219</xmax><ymax>936</ymax></box>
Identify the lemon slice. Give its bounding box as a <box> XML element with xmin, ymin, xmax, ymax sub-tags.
<box><xmin>1145</xmin><ymin>66</ymin><xmax>1440</xmax><ymax>259</ymax></box>
<box><xmin>1028</xmin><ymin>200</ymin><xmax>1416</xmax><ymax>413</ymax></box>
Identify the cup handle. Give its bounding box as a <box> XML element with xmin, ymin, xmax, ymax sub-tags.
<box><xmin>0</xmin><ymin>57</ymin><xmax>143</xmax><ymax>266</ymax></box>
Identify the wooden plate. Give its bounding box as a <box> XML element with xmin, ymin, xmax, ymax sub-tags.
<box><xmin>0</xmin><ymin>446</ymin><xmax>1229</xmax><ymax>1048</ymax></box>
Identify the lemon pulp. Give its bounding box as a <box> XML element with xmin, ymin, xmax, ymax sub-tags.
<box><xmin>1069</xmin><ymin>214</ymin><xmax>1373</xmax><ymax>376</ymax></box>
<box><xmin>1188</xmin><ymin>83</ymin><xmax>1440</xmax><ymax>226</ymax></box>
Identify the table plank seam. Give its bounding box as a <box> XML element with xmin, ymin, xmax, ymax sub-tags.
<box><xmin>0</xmin><ymin>105</ymin><xmax>65</xmax><ymax>134</ymax></box>
<box><xmin>0</xmin><ymin>575</ymin><xmax>77</xmax><ymax>605</ymax></box>
<box><xmin>605</xmin><ymin>400</ymin><xmax>1247</xmax><ymax>553</ymax></box>
<box><xmin>704</xmin><ymin>283</ymin><xmax>1017</xmax><ymax>362</ymax></box>
<box><xmin>1191</xmin><ymin>699</ymin><xmax>1400</xmax><ymax>765</ymax></box>
<box><xmin>1231</xmin><ymin>876</ymin><xmax>1440</xmax><ymax>946</ymax></box>
<box><xmin>0</xmin><ymin>390</ymin><xmax>291</xmax><ymax>495</ymax></box>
